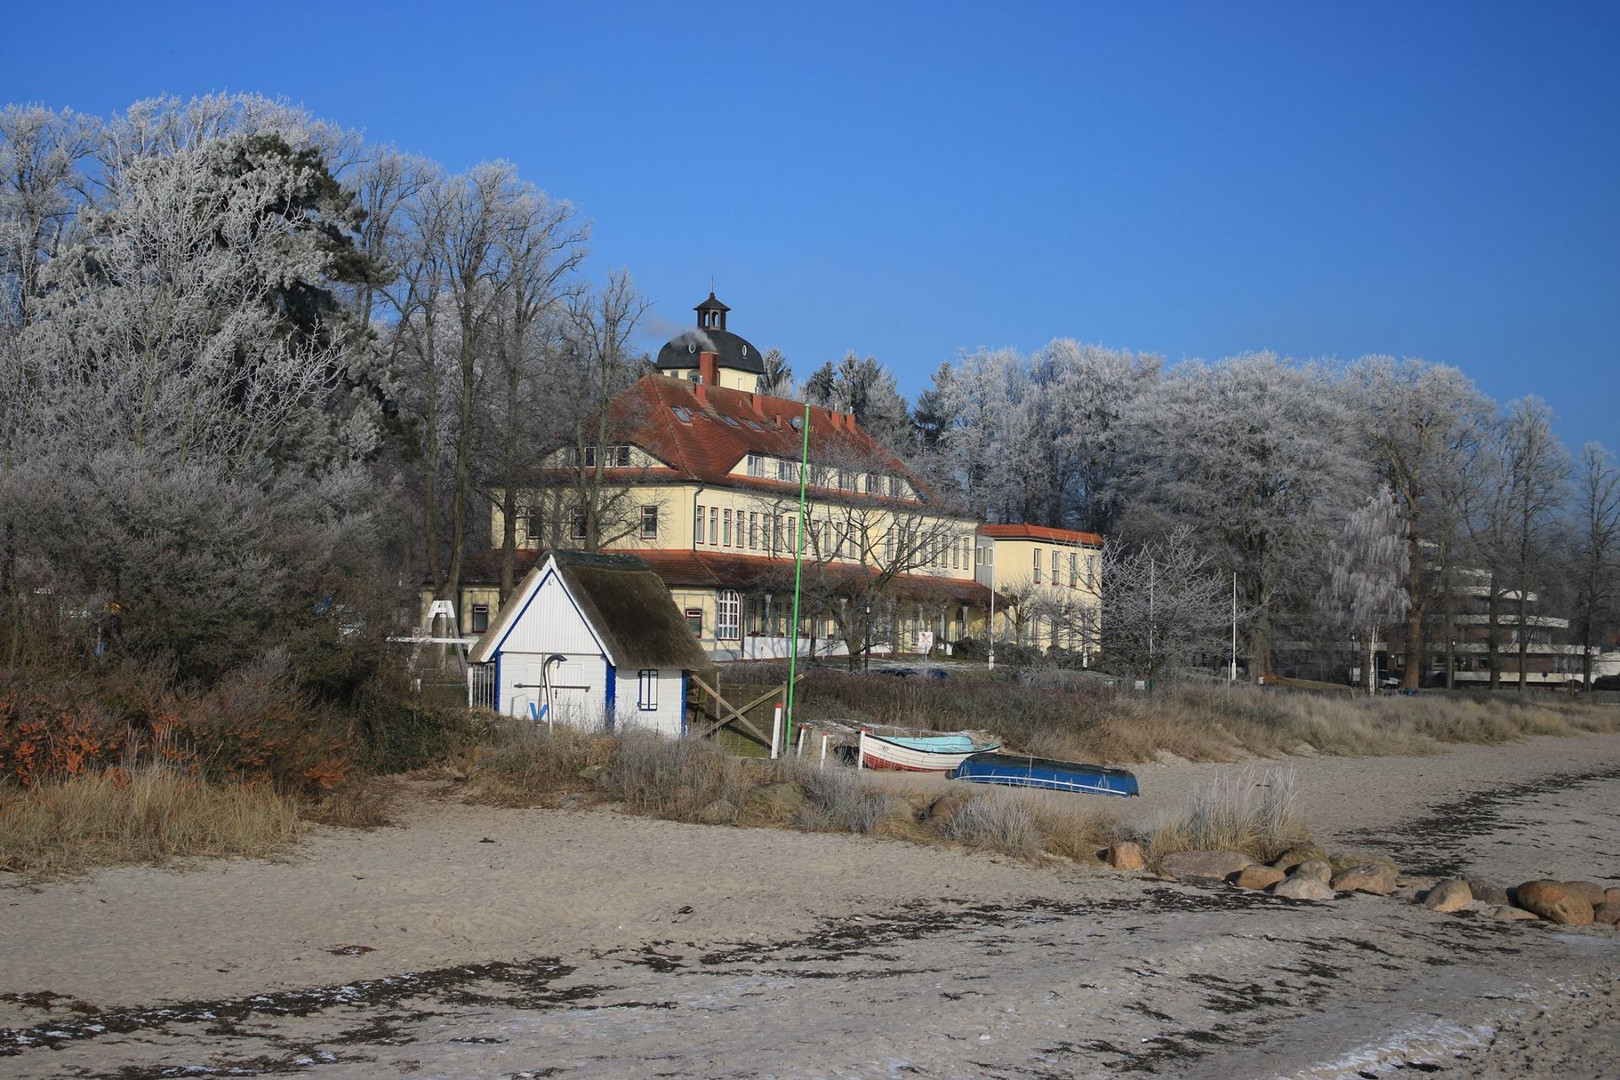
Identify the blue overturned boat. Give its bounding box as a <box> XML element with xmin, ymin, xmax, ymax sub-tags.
<box><xmin>949</xmin><ymin>752</ymin><xmax>1140</xmax><ymax>797</ymax></box>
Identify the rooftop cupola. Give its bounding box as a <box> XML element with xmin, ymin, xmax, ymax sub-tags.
<box><xmin>656</xmin><ymin>289</ymin><xmax>763</xmax><ymax>393</ymax></box>
<box><xmin>696</xmin><ymin>291</ymin><xmax>730</xmax><ymax>332</ymax></box>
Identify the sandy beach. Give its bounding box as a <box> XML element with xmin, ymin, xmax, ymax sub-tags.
<box><xmin>3</xmin><ymin>732</ymin><xmax>1619</xmax><ymax>1078</ymax></box>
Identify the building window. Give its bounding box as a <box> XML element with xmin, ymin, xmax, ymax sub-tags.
<box><xmin>638</xmin><ymin>669</ymin><xmax>658</xmax><ymax>711</ymax></box>
<box><xmin>747</xmin><ymin>453</ymin><xmax>764</xmax><ymax>477</ymax></box>
<box><xmin>570</xmin><ymin>509</ymin><xmax>588</xmax><ymax>540</ymax></box>
<box><xmin>1052</xmin><ymin>550</ymin><xmax>1060</xmax><ymax>586</ymax></box>
<box><xmin>748</xmin><ymin>512</ymin><xmax>759</xmax><ymax>549</ymax></box>
<box><xmin>777</xmin><ymin>459</ymin><xmax>795</xmax><ymax>482</ymax></box>
<box><xmin>583</xmin><ymin>445</ymin><xmax>596</xmax><ymax>467</ymax></box>
<box><xmin>471</xmin><ymin>604</ymin><xmax>489</xmax><ymax>633</ymax></box>
<box><xmin>1069</xmin><ymin>551</ymin><xmax>1078</xmax><ymax>588</ymax></box>
<box><xmin>685</xmin><ymin>607</ymin><xmax>703</xmax><ymax>635</ymax></box>
<box><xmin>717</xmin><ymin>590</ymin><xmax>741</xmax><ymax>639</ymax></box>
<box><xmin>615</xmin><ymin>445</ymin><xmax>630</xmax><ymax>467</ymax></box>
<box><xmin>640</xmin><ymin>505</ymin><xmax>659</xmax><ymax>540</ymax></box>
<box><xmin>1033</xmin><ymin>548</ymin><xmax>1042</xmax><ymax>584</ymax></box>
<box><xmin>723</xmin><ymin>508</ymin><xmax>733</xmax><ymax>546</ymax></box>
<box><xmin>522</xmin><ymin>507</ymin><xmax>542</xmax><ymax>545</ymax></box>
<box><xmin>709</xmin><ymin>507</ymin><xmax>718</xmax><ymax>545</ymax></box>
<box><xmin>695</xmin><ymin>504</ymin><xmax>706</xmax><ymax>544</ymax></box>
<box><xmin>786</xmin><ymin>516</ymin><xmax>796</xmax><ymax>554</ymax></box>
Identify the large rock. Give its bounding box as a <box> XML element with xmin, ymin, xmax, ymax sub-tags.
<box><xmin>1273</xmin><ymin>874</ymin><xmax>1335</xmax><ymax>901</ymax></box>
<box><xmin>1592</xmin><ymin>902</ymin><xmax>1620</xmax><ymax>927</ymax></box>
<box><xmin>1107</xmin><ymin>842</ymin><xmax>1146</xmax><ymax>871</ymax></box>
<box><xmin>1293</xmin><ymin>858</ymin><xmax>1333</xmax><ymax>884</ymax></box>
<box><xmin>1422</xmin><ymin>879</ymin><xmax>1473</xmax><ymax>913</ymax></box>
<box><xmin>1563</xmin><ymin>881</ymin><xmax>1606</xmax><ymax>907</ymax></box>
<box><xmin>1514</xmin><ymin>880</ymin><xmax>1594</xmax><ymax>926</ymax></box>
<box><xmin>1331</xmin><ymin>862</ymin><xmax>1399</xmax><ymax>895</ymax></box>
<box><xmin>1161</xmin><ymin>850</ymin><xmax>1254</xmax><ymax>882</ymax></box>
<box><xmin>1606</xmin><ymin>887</ymin><xmax>1620</xmax><ymax>906</ymax></box>
<box><xmin>1329</xmin><ymin>851</ymin><xmax>1398</xmax><ymax>875</ymax></box>
<box><xmin>1467</xmin><ymin>879</ymin><xmax>1512</xmax><ymax>907</ymax></box>
<box><xmin>1490</xmin><ymin>904</ymin><xmax>1541</xmax><ymax>922</ymax></box>
<box><xmin>1232</xmin><ymin>865</ymin><xmax>1286</xmax><ymax>891</ymax></box>
<box><xmin>1270</xmin><ymin>845</ymin><xmax>1327</xmax><ymax>873</ymax></box>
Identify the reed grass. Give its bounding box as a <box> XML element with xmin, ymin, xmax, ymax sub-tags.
<box><xmin>1142</xmin><ymin>766</ymin><xmax>1308</xmax><ymax>864</ymax></box>
<box><xmin>0</xmin><ymin>762</ymin><xmax>304</xmax><ymax>878</ymax></box>
<box><xmin>752</xmin><ymin>667</ymin><xmax>1620</xmax><ymax>765</ymax></box>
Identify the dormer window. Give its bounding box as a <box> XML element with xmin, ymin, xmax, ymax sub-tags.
<box><xmin>671</xmin><ymin>406</ymin><xmax>692</xmax><ymax>424</ymax></box>
<box><xmin>746</xmin><ymin>453</ymin><xmax>765</xmax><ymax>477</ymax></box>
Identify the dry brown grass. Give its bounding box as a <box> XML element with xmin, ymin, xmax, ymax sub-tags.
<box><xmin>1141</xmin><ymin>766</ymin><xmax>1309</xmax><ymax>865</ymax></box>
<box><xmin>463</xmin><ymin>723</ymin><xmax>1127</xmax><ymax>864</ymax></box>
<box><xmin>763</xmin><ymin>667</ymin><xmax>1620</xmax><ymax>765</ymax></box>
<box><xmin>301</xmin><ymin>779</ymin><xmax>397</xmax><ymax>829</ymax></box>
<box><xmin>461</xmin><ymin>723</ymin><xmax>618</xmax><ymax>807</ymax></box>
<box><xmin>0</xmin><ymin>763</ymin><xmax>304</xmax><ymax>878</ymax></box>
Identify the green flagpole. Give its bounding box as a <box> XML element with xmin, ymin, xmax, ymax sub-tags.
<box><xmin>785</xmin><ymin>400</ymin><xmax>811</xmax><ymax>733</ymax></box>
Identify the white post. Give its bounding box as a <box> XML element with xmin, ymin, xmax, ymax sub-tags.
<box><xmin>820</xmin><ymin>733</ymin><xmax>829</xmax><ymax>769</ymax></box>
<box><xmin>1230</xmin><ymin>571</ymin><xmax>1238</xmax><ymax>684</ymax></box>
<box><xmin>771</xmin><ymin>704</ymin><xmax>784</xmax><ymax>759</ymax></box>
<box><xmin>987</xmin><ymin>540</ymin><xmax>997</xmax><ymax>671</ymax></box>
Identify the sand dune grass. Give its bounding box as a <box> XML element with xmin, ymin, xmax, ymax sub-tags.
<box><xmin>0</xmin><ymin>762</ymin><xmax>304</xmax><ymax>878</ymax></box>
<box><xmin>1141</xmin><ymin>766</ymin><xmax>1309</xmax><ymax>864</ymax></box>
<box><xmin>465</xmin><ymin>722</ymin><xmax>1125</xmax><ymax>863</ymax></box>
<box><xmin>767</xmin><ymin>668</ymin><xmax>1620</xmax><ymax>764</ymax></box>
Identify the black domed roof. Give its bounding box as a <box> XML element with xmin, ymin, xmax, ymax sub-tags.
<box><xmin>656</xmin><ymin>327</ymin><xmax>765</xmax><ymax>374</ymax></box>
<box><xmin>655</xmin><ymin>292</ymin><xmax>764</xmax><ymax>374</ymax></box>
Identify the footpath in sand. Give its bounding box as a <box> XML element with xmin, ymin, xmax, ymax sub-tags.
<box><xmin>2</xmin><ymin>732</ymin><xmax>1618</xmax><ymax>1078</ymax></box>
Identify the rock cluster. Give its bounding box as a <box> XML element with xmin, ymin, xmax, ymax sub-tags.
<box><xmin>1140</xmin><ymin>846</ymin><xmax>1617</xmax><ymax>928</ymax></box>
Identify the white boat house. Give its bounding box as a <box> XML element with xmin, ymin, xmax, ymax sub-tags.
<box><xmin>467</xmin><ymin>551</ymin><xmax>712</xmax><ymax>736</ymax></box>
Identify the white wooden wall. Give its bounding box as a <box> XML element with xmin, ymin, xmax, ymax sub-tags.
<box><xmin>614</xmin><ymin>668</ymin><xmax>686</xmax><ymax>737</ymax></box>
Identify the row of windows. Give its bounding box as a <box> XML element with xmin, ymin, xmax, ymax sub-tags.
<box><xmin>1031</xmin><ymin>546</ymin><xmax>1096</xmax><ymax>590</ymax></box>
<box><xmin>560</xmin><ymin>445</ymin><xmax>633</xmax><ymax>468</ymax></box>
<box><xmin>695</xmin><ymin>505</ymin><xmax>797</xmax><ymax>554</ymax></box>
<box><xmin>742</xmin><ymin>454</ymin><xmax>916</xmax><ymax>501</ymax></box>
<box><xmin>522</xmin><ymin>505</ymin><xmax>660</xmax><ymax>543</ymax></box>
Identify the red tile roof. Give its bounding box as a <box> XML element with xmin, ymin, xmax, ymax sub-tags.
<box><xmin>458</xmin><ymin>546</ymin><xmax>1000</xmax><ymax>607</ymax></box>
<box><xmin>631</xmin><ymin>549</ymin><xmax>1000</xmax><ymax>607</ymax></box>
<box><xmin>596</xmin><ymin>375</ymin><xmax>930</xmax><ymax>498</ymax></box>
<box><xmin>977</xmin><ymin>523</ymin><xmax>1103</xmax><ymax>547</ymax></box>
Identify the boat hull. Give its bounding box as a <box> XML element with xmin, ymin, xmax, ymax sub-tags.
<box><xmin>858</xmin><ymin>730</ymin><xmax>998</xmax><ymax>773</ymax></box>
<box><xmin>949</xmin><ymin>752</ymin><xmax>1139</xmax><ymax>797</ymax></box>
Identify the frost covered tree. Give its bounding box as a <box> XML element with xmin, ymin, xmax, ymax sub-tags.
<box><xmin>757</xmin><ymin>346</ymin><xmax>793</xmax><ymax>397</ymax></box>
<box><xmin>1100</xmin><ymin>527</ymin><xmax>1228</xmax><ymax>684</ymax></box>
<box><xmin>1570</xmin><ymin>441</ymin><xmax>1620</xmax><ymax>688</ymax></box>
<box><xmin>1028</xmin><ymin>340</ymin><xmax>1159</xmax><ymax>533</ymax></box>
<box><xmin>1122</xmin><ymin>354</ymin><xmax>1362</xmax><ymax>678</ymax></box>
<box><xmin>1345</xmin><ymin>357</ymin><xmax>1493</xmax><ymax>687</ymax></box>
<box><xmin>803</xmin><ymin>351</ymin><xmax>912</xmax><ymax>452</ymax></box>
<box><xmin>1497</xmin><ymin>397</ymin><xmax>1570</xmax><ymax>693</ymax></box>
<box><xmin>1319</xmin><ymin>486</ymin><xmax>1411</xmax><ymax>695</ymax></box>
<box><xmin>3</xmin><ymin>120</ymin><xmax>383</xmax><ymax>674</ymax></box>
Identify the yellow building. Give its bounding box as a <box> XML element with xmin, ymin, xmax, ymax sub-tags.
<box><xmin>431</xmin><ymin>294</ymin><xmax>1103</xmax><ymax>664</ymax></box>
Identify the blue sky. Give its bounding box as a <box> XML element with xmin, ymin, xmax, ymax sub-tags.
<box><xmin>5</xmin><ymin>1</ymin><xmax>1616</xmax><ymax>451</ymax></box>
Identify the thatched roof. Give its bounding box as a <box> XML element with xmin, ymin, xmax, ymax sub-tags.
<box><xmin>550</xmin><ymin>551</ymin><xmax>712</xmax><ymax>672</ymax></box>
